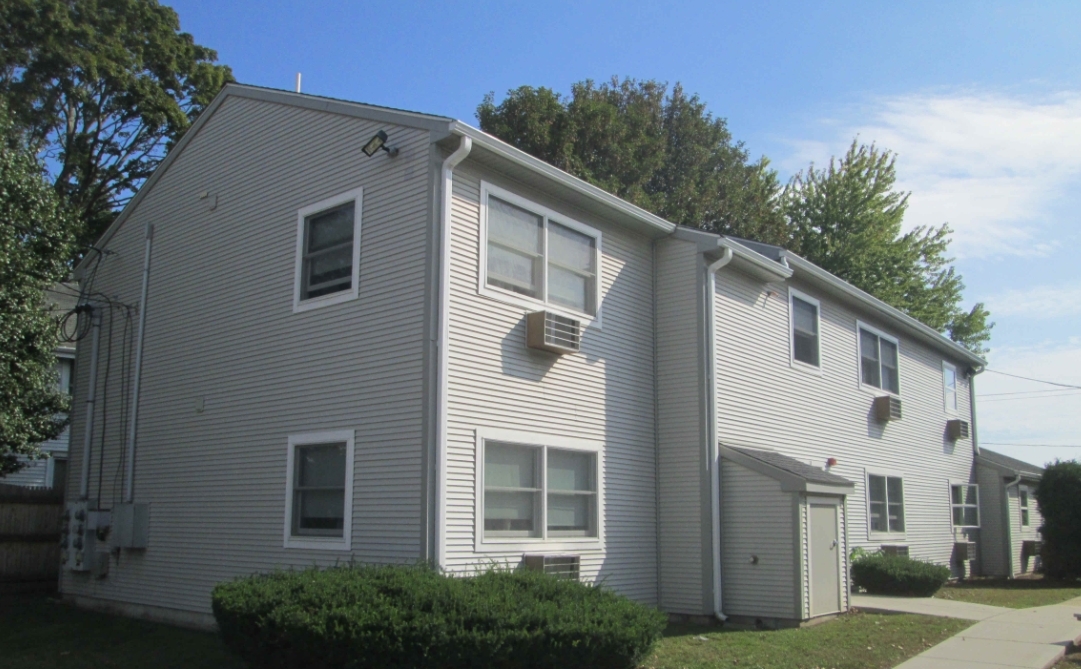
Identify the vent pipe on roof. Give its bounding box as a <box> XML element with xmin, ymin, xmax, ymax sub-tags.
<box><xmin>295</xmin><ymin>73</ymin><xmax>301</xmax><ymax>94</ymax></box>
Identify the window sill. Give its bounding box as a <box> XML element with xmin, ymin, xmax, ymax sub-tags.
<box><xmin>478</xmin><ymin>283</ymin><xmax>601</xmax><ymax>330</ymax></box>
<box><xmin>293</xmin><ymin>289</ymin><xmax>359</xmax><ymax>314</ymax></box>
<box><xmin>859</xmin><ymin>383</ymin><xmax>900</xmax><ymax>399</ymax></box>
<box><xmin>284</xmin><ymin>536</ymin><xmax>352</xmax><ymax>551</ymax></box>
<box><xmin>868</xmin><ymin>532</ymin><xmax>907</xmax><ymax>542</ymax></box>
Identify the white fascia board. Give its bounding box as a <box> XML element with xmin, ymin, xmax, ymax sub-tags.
<box><xmin>782</xmin><ymin>252</ymin><xmax>986</xmax><ymax>369</ymax></box>
<box><xmin>449</xmin><ymin>121</ymin><xmax>677</xmax><ymax>237</ymax></box>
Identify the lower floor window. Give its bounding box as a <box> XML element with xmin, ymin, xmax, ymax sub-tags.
<box><xmin>483</xmin><ymin>440</ymin><xmax>598</xmax><ymax>540</ymax></box>
<box><xmin>285</xmin><ymin>430</ymin><xmax>354</xmax><ymax>548</ymax></box>
<box><xmin>869</xmin><ymin>474</ymin><xmax>905</xmax><ymax>533</ymax></box>
<box><xmin>951</xmin><ymin>483</ymin><xmax>979</xmax><ymax>527</ymax></box>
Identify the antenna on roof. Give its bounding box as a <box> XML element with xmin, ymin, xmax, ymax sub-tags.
<box><xmin>295</xmin><ymin>72</ymin><xmax>302</xmax><ymax>94</ymax></box>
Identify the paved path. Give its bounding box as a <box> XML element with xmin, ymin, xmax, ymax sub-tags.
<box><xmin>853</xmin><ymin>594</ymin><xmax>1081</xmax><ymax>669</ymax></box>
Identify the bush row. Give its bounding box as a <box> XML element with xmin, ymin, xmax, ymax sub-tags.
<box><xmin>850</xmin><ymin>551</ymin><xmax>951</xmax><ymax>596</ymax></box>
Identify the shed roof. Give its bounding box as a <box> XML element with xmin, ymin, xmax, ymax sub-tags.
<box><xmin>977</xmin><ymin>448</ymin><xmax>1044</xmax><ymax>479</ymax></box>
<box><xmin>720</xmin><ymin>444</ymin><xmax>854</xmax><ymax>494</ymax></box>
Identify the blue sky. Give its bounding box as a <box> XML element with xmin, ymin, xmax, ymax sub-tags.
<box><xmin>171</xmin><ymin>0</ymin><xmax>1081</xmax><ymax>466</ymax></box>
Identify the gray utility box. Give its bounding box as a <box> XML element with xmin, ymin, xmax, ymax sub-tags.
<box><xmin>111</xmin><ymin>503</ymin><xmax>150</xmax><ymax>549</ymax></box>
<box><xmin>62</xmin><ymin>502</ymin><xmax>110</xmax><ymax>573</ymax></box>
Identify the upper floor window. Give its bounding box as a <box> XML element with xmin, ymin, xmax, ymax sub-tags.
<box><xmin>858</xmin><ymin>324</ymin><xmax>900</xmax><ymax>394</ymax></box>
<box><xmin>868</xmin><ymin>473</ymin><xmax>905</xmax><ymax>533</ymax></box>
<box><xmin>55</xmin><ymin>357</ymin><xmax>73</xmax><ymax>396</ymax></box>
<box><xmin>293</xmin><ymin>188</ymin><xmax>363</xmax><ymax>313</ymax></box>
<box><xmin>943</xmin><ymin>362</ymin><xmax>959</xmax><ymax>413</ymax></box>
<box><xmin>482</xmin><ymin>183</ymin><xmax>601</xmax><ymax>318</ymax></box>
<box><xmin>951</xmin><ymin>483</ymin><xmax>979</xmax><ymax>527</ymax></box>
<box><xmin>789</xmin><ymin>290</ymin><xmax>820</xmax><ymax>367</ymax></box>
<box><xmin>1020</xmin><ymin>487</ymin><xmax>1030</xmax><ymax>526</ymax></box>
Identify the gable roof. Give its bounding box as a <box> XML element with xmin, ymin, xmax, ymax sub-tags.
<box><xmin>977</xmin><ymin>448</ymin><xmax>1044</xmax><ymax>479</ymax></box>
<box><xmin>719</xmin><ymin>444</ymin><xmax>854</xmax><ymax>493</ymax></box>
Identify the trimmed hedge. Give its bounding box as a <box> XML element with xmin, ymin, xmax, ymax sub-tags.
<box><xmin>211</xmin><ymin>564</ymin><xmax>667</xmax><ymax>669</ymax></box>
<box><xmin>851</xmin><ymin>552</ymin><xmax>951</xmax><ymax>597</ymax></box>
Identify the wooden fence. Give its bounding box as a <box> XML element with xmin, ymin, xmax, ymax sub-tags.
<box><xmin>0</xmin><ymin>484</ymin><xmax>62</xmax><ymax>593</ymax></box>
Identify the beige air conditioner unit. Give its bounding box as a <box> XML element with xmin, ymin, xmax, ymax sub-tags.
<box><xmin>947</xmin><ymin>419</ymin><xmax>970</xmax><ymax>441</ymax></box>
<box><xmin>873</xmin><ymin>395</ymin><xmax>902</xmax><ymax>422</ymax></box>
<box><xmin>523</xmin><ymin>554</ymin><xmax>581</xmax><ymax>580</ymax></box>
<box><xmin>880</xmin><ymin>545</ymin><xmax>909</xmax><ymax>557</ymax></box>
<box><xmin>526</xmin><ymin>311</ymin><xmax>581</xmax><ymax>354</ymax></box>
<box><xmin>953</xmin><ymin>541</ymin><xmax>976</xmax><ymax>561</ymax></box>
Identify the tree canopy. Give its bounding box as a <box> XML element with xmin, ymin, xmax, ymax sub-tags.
<box><xmin>0</xmin><ymin>105</ymin><xmax>76</xmax><ymax>476</ymax></box>
<box><xmin>0</xmin><ymin>0</ymin><xmax>233</xmax><ymax>252</ymax></box>
<box><xmin>478</xmin><ymin>80</ymin><xmax>992</xmax><ymax>353</ymax></box>
<box><xmin>783</xmin><ymin>142</ymin><xmax>992</xmax><ymax>353</ymax></box>
<box><xmin>478</xmin><ymin>78</ymin><xmax>788</xmax><ymax>245</ymax></box>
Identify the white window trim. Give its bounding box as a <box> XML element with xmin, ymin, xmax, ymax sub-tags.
<box><xmin>856</xmin><ymin>320</ymin><xmax>902</xmax><ymax>397</ymax></box>
<box><xmin>1019</xmin><ymin>485</ymin><xmax>1031</xmax><ymax>527</ymax></box>
<box><xmin>865</xmin><ymin>468</ymin><xmax>907</xmax><ymax>540</ymax></box>
<box><xmin>949</xmin><ymin>481</ymin><xmax>980</xmax><ymax>528</ymax></box>
<box><xmin>474</xmin><ymin>427</ymin><xmax>604</xmax><ymax>553</ymax></box>
<box><xmin>283</xmin><ymin>429</ymin><xmax>355</xmax><ymax>550</ymax></box>
<box><xmin>478</xmin><ymin>181</ymin><xmax>604</xmax><ymax>328</ymax></box>
<box><xmin>788</xmin><ymin>287</ymin><xmax>822</xmax><ymax>374</ymax></box>
<box><xmin>292</xmin><ymin>187</ymin><xmax>364</xmax><ymax>313</ymax></box>
<box><xmin>942</xmin><ymin>361</ymin><xmax>960</xmax><ymax>414</ymax></box>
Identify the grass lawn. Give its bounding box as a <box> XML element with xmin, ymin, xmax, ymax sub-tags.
<box><xmin>935</xmin><ymin>576</ymin><xmax>1081</xmax><ymax>609</ymax></box>
<box><xmin>0</xmin><ymin>595</ymin><xmax>242</xmax><ymax>669</ymax></box>
<box><xmin>1056</xmin><ymin>648</ymin><xmax>1081</xmax><ymax>668</ymax></box>
<box><xmin>644</xmin><ymin>612</ymin><xmax>970</xmax><ymax>669</ymax></box>
<box><xmin>1</xmin><ymin>594</ymin><xmax>968</xmax><ymax>669</ymax></box>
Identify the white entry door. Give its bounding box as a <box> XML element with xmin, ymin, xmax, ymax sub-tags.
<box><xmin>809</xmin><ymin>502</ymin><xmax>842</xmax><ymax>616</ymax></box>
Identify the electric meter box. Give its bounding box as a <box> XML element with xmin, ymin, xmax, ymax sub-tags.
<box><xmin>112</xmin><ymin>503</ymin><xmax>150</xmax><ymax>549</ymax></box>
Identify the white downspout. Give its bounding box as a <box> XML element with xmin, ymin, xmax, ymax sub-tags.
<box><xmin>1003</xmin><ymin>472</ymin><xmax>1022</xmax><ymax>578</ymax></box>
<box><xmin>435</xmin><ymin>136</ymin><xmax>472</xmax><ymax>568</ymax></box>
<box><xmin>124</xmin><ymin>223</ymin><xmax>154</xmax><ymax>503</ymax></box>
<box><xmin>705</xmin><ymin>245</ymin><xmax>733</xmax><ymax>622</ymax></box>
<box><xmin>78</xmin><ymin>308</ymin><xmax>102</xmax><ymax>502</ymax></box>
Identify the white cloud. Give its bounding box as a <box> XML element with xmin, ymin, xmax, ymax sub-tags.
<box><xmin>781</xmin><ymin>91</ymin><xmax>1081</xmax><ymax>258</ymax></box>
<box><xmin>984</xmin><ymin>285</ymin><xmax>1081</xmax><ymax>319</ymax></box>
<box><xmin>977</xmin><ymin>340</ymin><xmax>1081</xmax><ymax>467</ymax></box>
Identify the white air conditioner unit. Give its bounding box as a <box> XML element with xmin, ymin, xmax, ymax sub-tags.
<box><xmin>880</xmin><ymin>544</ymin><xmax>909</xmax><ymax>557</ymax></box>
<box><xmin>526</xmin><ymin>311</ymin><xmax>581</xmax><ymax>354</ymax></box>
<box><xmin>523</xmin><ymin>554</ymin><xmax>581</xmax><ymax>580</ymax></box>
<box><xmin>873</xmin><ymin>395</ymin><xmax>902</xmax><ymax>422</ymax></box>
<box><xmin>947</xmin><ymin>419</ymin><xmax>970</xmax><ymax>441</ymax></box>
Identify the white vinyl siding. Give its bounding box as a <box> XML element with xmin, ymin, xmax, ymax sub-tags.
<box><xmin>710</xmin><ymin>269</ymin><xmax>973</xmax><ymax>567</ymax></box>
<box><xmin>479</xmin><ymin>182</ymin><xmax>602</xmax><ymax>319</ymax></box>
<box><xmin>858</xmin><ymin>323</ymin><xmax>900</xmax><ymax>395</ymax></box>
<box><xmin>446</xmin><ymin>165</ymin><xmax>656</xmax><ymax>604</ymax></box>
<box><xmin>951</xmin><ymin>483</ymin><xmax>979</xmax><ymax>528</ymax></box>
<box><xmin>62</xmin><ymin>94</ymin><xmax>434</xmax><ymax>617</ymax></box>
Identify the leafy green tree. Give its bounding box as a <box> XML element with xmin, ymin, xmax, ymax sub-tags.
<box><xmin>0</xmin><ymin>0</ymin><xmax>233</xmax><ymax>252</ymax></box>
<box><xmin>478</xmin><ymin>77</ymin><xmax>788</xmax><ymax>244</ymax></box>
<box><xmin>0</xmin><ymin>106</ymin><xmax>76</xmax><ymax>477</ymax></box>
<box><xmin>1034</xmin><ymin>460</ymin><xmax>1081</xmax><ymax>579</ymax></box>
<box><xmin>783</xmin><ymin>142</ymin><xmax>992</xmax><ymax>353</ymax></box>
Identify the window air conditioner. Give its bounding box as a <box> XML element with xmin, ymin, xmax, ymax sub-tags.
<box><xmin>873</xmin><ymin>395</ymin><xmax>902</xmax><ymax>422</ymax></box>
<box><xmin>522</xmin><ymin>554</ymin><xmax>581</xmax><ymax>580</ymax></box>
<box><xmin>526</xmin><ymin>311</ymin><xmax>581</xmax><ymax>354</ymax></box>
<box><xmin>946</xmin><ymin>419</ymin><xmax>970</xmax><ymax>441</ymax></box>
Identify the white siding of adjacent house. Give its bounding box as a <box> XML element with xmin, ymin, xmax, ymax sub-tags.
<box><xmin>655</xmin><ymin>237</ymin><xmax>709</xmax><ymax>614</ymax></box>
<box><xmin>1010</xmin><ymin>482</ymin><xmax>1043</xmax><ymax>575</ymax></box>
<box><xmin>976</xmin><ymin>464</ymin><xmax>1008</xmax><ymax>576</ymax></box>
<box><xmin>62</xmin><ymin>94</ymin><xmax>434</xmax><ymax>617</ymax></box>
<box><xmin>720</xmin><ymin>460</ymin><xmax>797</xmax><ymax>620</ymax></box>
<box><xmin>712</xmin><ymin>268</ymin><xmax>976</xmax><ymax>568</ymax></box>
<box><xmin>442</xmin><ymin>163</ymin><xmax>658</xmax><ymax>604</ymax></box>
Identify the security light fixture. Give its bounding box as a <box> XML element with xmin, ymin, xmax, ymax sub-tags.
<box><xmin>362</xmin><ymin>130</ymin><xmax>399</xmax><ymax>157</ymax></box>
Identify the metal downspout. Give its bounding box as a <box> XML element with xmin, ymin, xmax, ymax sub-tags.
<box><xmin>434</xmin><ymin>136</ymin><xmax>472</xmax><ymax>568</ymax></box>
<box><xmin>78</xmin><ymin>309</ymin><xmax>102</xmax><ymax>502</ymax></box>
<box><xmin>705</xmin><ymin>245</ymin><xmax>733</xmax><ymax>622</ymax></box>
<box><xmin>123</xmin><ymin>223</ymin><xmax>154</xmax><ymax>503</ymax></box>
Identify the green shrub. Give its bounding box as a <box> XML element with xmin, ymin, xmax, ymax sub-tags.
<box><xmin>1035</xmin><ymin>460</ymin><xmax>1081</xmax><ymax>579</ymax></box>
<box><xmin>211</xmin><ymin>563</ymin><xmax>667</xmax><ymax>669</ymax></box>
<box><xmin>851</xmin><ymin>552</ymin><xmax>951</xmax><ymax>597</ymax></box>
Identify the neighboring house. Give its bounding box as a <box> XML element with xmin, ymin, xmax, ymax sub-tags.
<box><xmin>976</xmin><ymin>449</ymin><xmax>1044</xmax><ymax>577</ymax></box>
<box><xmin>59</xmin><ymin>84</ymin><xmax>984</xmax><ymax>629</ymax></box>
<box><xmin>3</xmin><ymin>284</ymin><xmax>77</xmax><ymax>492</ymax></box>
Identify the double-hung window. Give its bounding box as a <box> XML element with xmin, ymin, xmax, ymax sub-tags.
<box><xmin>790</xmin><ymin>290</ymin><xmax>820</xmax><ymax>367</ymax></box>
<box><xmin>951</xmin><ymin>484</ymin><xmax>979</xmax><ymax>527</ymax></box>
<box><xmin>1020</xmin><ymin>487</ymin><xmax>1030</xmax><ymax>526</ymax></box>
<box><xmin>293</xmin><ymin>188</ymin><xmax>363</xmax><ymax>312</ymax></box>
<box><xmin>480</xmin><ymin>433</ymin><xmax>600</xmax><ymax>546</ymax></box>
<box><xmin>55</xmin><ymin>357</ymin><xmax>73</xmax><ymax>396</ymax></box>
<box><xmin>943</xmin><ymin>362</ymin><xmax>959</xmax><ymax>412</ymax></box>
<box><xmin>868</xmin><ymin>474</ymin><xmax>905</xmax><ymax>533</ymax></box>
<box><xmin>482</xmin><ymin>184</ymin><xmax>602</xmax><ymax>318</ymax></box>
<box><xmin>284</xmin><ymin>430</ymin><xmax>355</xmax><ymax>549</ymax></box>
<box><xmin>858</xmin><ymin>324</ymin><xmax>900</xmax><ymax>394</ymax></box>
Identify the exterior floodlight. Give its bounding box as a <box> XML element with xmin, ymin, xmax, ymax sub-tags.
<box><xmin>362</xmin><ymin>130</ymin><xmax>399</xmax><ymax>157</ymax></box>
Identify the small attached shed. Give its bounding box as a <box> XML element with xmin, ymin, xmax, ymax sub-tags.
<box><xmin>976</xmin><ymin>449</ymin><xmax>1044</xmax><ymax>577</ymax></box>
<box><xmin>719</xmin><ymin>445</ymin><xmax>854</xmax><ymax>627</ymax></box>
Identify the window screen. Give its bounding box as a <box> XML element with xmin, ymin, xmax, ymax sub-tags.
<box><xmin>860</xmin><ymin>328</ymin><xmax>900</xmax><ymax>394</ymax></box>
<box><xmin>301</xmin><ymin>202</ymin><xmax>355</xmax><ymax>300</ymax></box>
<box><xmin>292</xmin><ymin>443</ymin><xmax>347</xmax><ymax>536</ymax></box>
<box><xmin>487</xmin><ymin>197</ymin><xmax>543</xmax><ymax>299</ymax></box>
<box><xmin>792</xmin><ymin>296</ymin><xmax>819</xmax><ymax>366</ymax></box>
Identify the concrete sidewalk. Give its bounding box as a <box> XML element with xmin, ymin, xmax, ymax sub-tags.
<box><xmin>854</xmin><ymin>594</ymin><xmax>1081</xmax><ymax>669</ymax></box>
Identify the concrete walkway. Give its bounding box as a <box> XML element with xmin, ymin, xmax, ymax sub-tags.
<box><xmin>852</xmin><ymin>594</ymin><xmax>1081</xmax><ymax>669</ymax></box>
